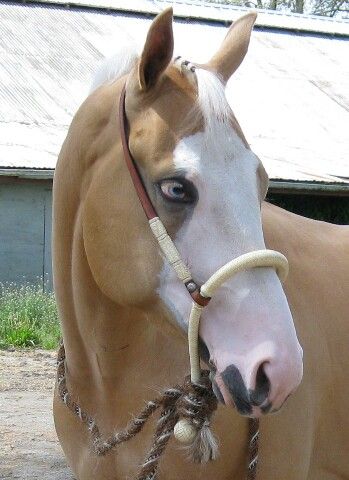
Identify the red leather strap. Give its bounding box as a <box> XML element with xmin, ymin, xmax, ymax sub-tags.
<box><xmin>119</xmin><ymin>84</ymin><xmax>158</xmax><ymax>220</ymax></box>
<box><xmin>118</xmin><ymin>84</ymin><xmax>211</xmax><ymax>307</ymax></box>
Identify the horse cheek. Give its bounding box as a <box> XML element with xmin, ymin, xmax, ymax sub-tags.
<box><xmin>82</xmin><ymin>167</ymin><xmax>161</xmax><ymax>307</ymax></box>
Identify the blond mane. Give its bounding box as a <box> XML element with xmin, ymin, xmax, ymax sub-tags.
<box><xmin>89</xmin><ymin>42</ymin><xmax>139</xmax><ymax>93</ymax></box>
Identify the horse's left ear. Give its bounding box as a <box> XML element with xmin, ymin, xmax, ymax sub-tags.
<box><xmin>138</xmin><ymin>7</ymin><xmax>174</xmax><ymax>90</ymax></box>
<box><xmin>206</xmin><ymin>12</ymin><xmax>257</xmax><ymax>84</ymax></box>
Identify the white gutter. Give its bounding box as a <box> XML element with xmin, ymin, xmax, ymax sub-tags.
<box><xmin>1</xmin><ymin>168</ymin><xmax>349</xmax><ymax>195</ymax></box>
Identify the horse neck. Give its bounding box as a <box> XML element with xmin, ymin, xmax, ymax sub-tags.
<box><xmin>55</xmin><ymin>211</ymin><xmax>187</xmax><ymax>388</ymax></box>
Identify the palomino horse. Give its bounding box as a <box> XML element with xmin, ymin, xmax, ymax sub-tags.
<box><xmin>53</xmin><ymin>9</ymin><xmax>349</xmax><ymax>480</ymax></box>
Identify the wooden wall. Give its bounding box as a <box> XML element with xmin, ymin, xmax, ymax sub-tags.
<box><xmin>0</xmin><ymin>178</ymin><xmax>52</xmax><ymax>290</ymax></box>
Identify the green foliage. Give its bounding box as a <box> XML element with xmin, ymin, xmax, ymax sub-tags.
<box><xmin>206</xmin><ymin>0</ymin><xmax>349</xmax><ymax>18</ymax></box>
<box><xmin>0</xmin><ymin>283</ymin><xmax>60</xmax><ymax>349</ymax></box>
<box><xmin>267</xmin><ymin>194</ymin><xmax>349</xmax><ymax>224</ymax></box>
<box><xmin>1</xmin><ymin>194</ymin><xmax>347</xmax><ymax>350</ymax></box>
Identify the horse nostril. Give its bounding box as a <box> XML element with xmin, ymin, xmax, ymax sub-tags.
<box><xmin>249</xmin><ymin>362</ymin><xmax>270</xmax><ymax>407</ymax></box>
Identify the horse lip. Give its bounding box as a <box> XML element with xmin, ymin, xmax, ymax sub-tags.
<box><xmin>198</xmin><ymin>337</ymin><xmax>211</xmax><ymax>366</ymax></box>
<box><xmin>209</xmin><ymin>371</ymin><xmax>225</xmax><ymax>405</ymax></box>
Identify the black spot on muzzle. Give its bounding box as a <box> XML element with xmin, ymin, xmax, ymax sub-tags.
<box><xmin>221</xmin><ymin>365</ymin><xmax>252</xmax><ymax>415</ymax></box>
<box><xmin>221</xmin><ymin>364</ymin><xmax>271</xmax><ymax>414</ymax></box>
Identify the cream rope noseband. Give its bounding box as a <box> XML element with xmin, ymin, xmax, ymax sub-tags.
<box><xmin>175</xmin><ymin>250</ymin><xmax>288</xmax><ymax>442</ymax></box>
<box><xmin>189</xmin><ymin>250</ymin><xmax>288</xmax><ymax>384</ymax></box>
<box><xmin>118</xmin><ymin>84</ymin><xmax>289</xmax><ymax>442</ymax></box>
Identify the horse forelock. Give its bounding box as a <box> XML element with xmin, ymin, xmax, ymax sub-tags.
<box><xmin>195</xmin><ymin>69</ymin><xmax>231</xmax><ymax>134</ymax></box>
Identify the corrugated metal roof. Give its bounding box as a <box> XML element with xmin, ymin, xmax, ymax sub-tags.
<box><xmin>0</xmin><ymin>0</ymin><xmax>348</xmax><ymax>187</ymax></box>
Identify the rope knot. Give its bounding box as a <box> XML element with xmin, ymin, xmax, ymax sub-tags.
<box><xmin>178</xmin><ymin>372</ymin><xmax>217</xmax><ymax>419</ymax></box>
<box><xmin>173</xmin><ymin>371</ymin><xmax>219</xmax><ymax>464</ymax></box>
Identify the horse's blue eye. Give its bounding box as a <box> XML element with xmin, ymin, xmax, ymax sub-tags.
<box><xmin>159</xmin><ymin>179</ymin><xmax>196</xmax><ymax>204</ymax></box>
<box><xmin>160</xmin><ymin>180</ymin><xmax>186</xmax><ymax>200</ymax></box>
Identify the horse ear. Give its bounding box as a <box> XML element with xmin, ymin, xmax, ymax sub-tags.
<box><xmin>138</xmin><ymin>8</ymin><xmax>174</xmax><ymax>90</ymax></box>
<box><xmin>206</xmin><ymin>12</ymin><xmax>257</xmax><ymax>84</ymax></box>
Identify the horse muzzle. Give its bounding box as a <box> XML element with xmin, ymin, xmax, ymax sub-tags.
<box><xmin>212</xmin><ymin>343</ymin><xmax>303</xmax><ymax>417</ymax></box>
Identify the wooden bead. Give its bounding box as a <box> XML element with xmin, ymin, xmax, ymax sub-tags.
<box><xmin>174</xmin><ymin>419</ymin><xmax>197</xmax><ymax>444</ymax></box>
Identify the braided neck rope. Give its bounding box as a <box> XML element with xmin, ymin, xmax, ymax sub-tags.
<box><xmin>57</xmin><ymin>341</ymin><xmax>259</xmax><ymax>479</ymax></box>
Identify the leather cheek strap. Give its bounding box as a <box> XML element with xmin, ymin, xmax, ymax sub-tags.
<box><xmin>119</xmin><ymin>84</ymin><xmax>158</xmax><ymax>220</ymax></box>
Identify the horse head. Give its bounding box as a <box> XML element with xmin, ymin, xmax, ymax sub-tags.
<box><xmin>66</xmin><ymin>8</ymin><xmax>303</xmax><ymax>419</ymax></box>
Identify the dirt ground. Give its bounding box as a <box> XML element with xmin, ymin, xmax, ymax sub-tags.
<box><xmin>0</xmin><ymin>349</ymin><xmax>74</xmax><ymax>479</ymax></box>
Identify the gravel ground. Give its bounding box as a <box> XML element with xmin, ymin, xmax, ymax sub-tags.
<box><xmin>0</xmin><ymin>349</ymin><xmax>73</xmax><ymax>479</ymax></box>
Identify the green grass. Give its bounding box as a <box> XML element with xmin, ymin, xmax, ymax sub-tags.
<box><xmin>0</xmin><ymin>283</ymin><xmax>61</xmax><ymax>350</ymax></box>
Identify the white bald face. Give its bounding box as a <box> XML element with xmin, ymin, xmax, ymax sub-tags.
<box><xmin>157</xmin><ymin>68</ymin><xmax>303</xmax><ymax>417</ymax></box>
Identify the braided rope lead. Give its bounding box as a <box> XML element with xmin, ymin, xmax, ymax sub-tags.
<box><xmin>58</xmin><ymin>341</ymin><xmax>259</xmax><ymax>479</ymax></box>
<box><xmin>57</xmin><ymin>343</ymin><xmax>218</xmax><ymax>479</ymax></box>
<box><xmin>247</xmin><ymin>418</ymin><xmax>260</xmax><ymax>480</ymax></box>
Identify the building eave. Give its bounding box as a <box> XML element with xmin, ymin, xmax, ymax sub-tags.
<box><xmin>1</xmin><ymin>168</ymin><xmax>349</xmax><ymax>195</ymax></box>
<box><xmin>0</xmin><ymin>168</ymin><xmax>55</xmax><ymax>180</ymax></box>
<box><xmin>268</xmin><ymin>180</ymin><xmax>349</xmax><ymax>196</ymax></box>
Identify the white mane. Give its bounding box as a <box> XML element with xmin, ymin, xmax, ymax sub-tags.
<box><xmin>89</xmin><ymin>42</ymin><xmax>139</xmax><ymax>93</ymax></box>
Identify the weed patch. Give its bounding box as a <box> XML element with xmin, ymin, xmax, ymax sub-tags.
<box><xmin>0</xmin><ymin>283</ymin><xmax>60</xmax><ymax>349</ymax></box>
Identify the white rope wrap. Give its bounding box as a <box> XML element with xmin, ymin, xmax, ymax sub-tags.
<box><xmin>188</xmin><ymin>303</ymin><xmax>204</xmax><ymax>383</ymax></box>
<box><xmin>149</xmin><ymin>218</ymin><xmax>192</xmax><ymax>283</ymax></box>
